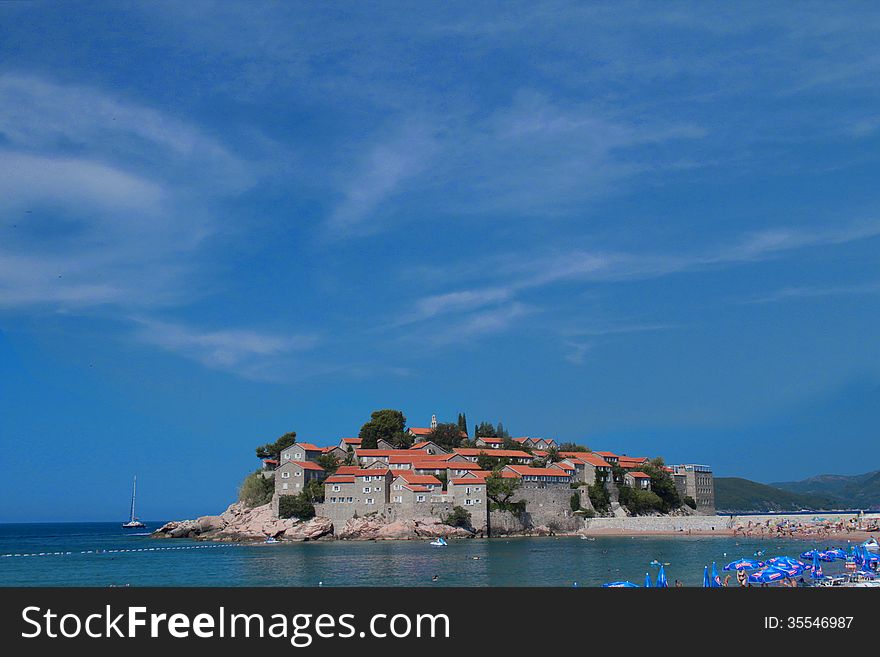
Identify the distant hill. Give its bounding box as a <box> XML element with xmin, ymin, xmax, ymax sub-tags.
<box><xmin>714</xmin><ymin>477</ymin><xmax>840</xmax><ymax>513</ymax></box>
<box><xmin>771</xmin><ymin>470</ymin><xmax>880</xmax><ymax>511</ymax></box>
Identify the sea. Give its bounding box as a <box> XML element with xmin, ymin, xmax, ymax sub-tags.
<box><xmin>0</xmin><ymin>522</ymin><xmax>858</xmax><ymax>587</ymax></box>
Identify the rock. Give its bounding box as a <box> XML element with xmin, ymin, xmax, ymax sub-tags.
<box><xmin>151</xmin><ymin>502</ymin><xmax>333</xmax><ymax>542</ymax></box>
<box><xmin>336</xmin><ymin>516</ymin><xmax>472</xmax><ymax>540</ymax></box>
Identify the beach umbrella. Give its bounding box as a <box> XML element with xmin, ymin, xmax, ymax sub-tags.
<box><xmin>657</xmin><ymin>564</ymin><xmax>668</xmax><ymax>588</ymax></box>
<box><xmin>767</xmin><ymin>556</ymin><xmax>803</xmax><ymax>567</ymax></box>
<box><xmin>602</xmin><ymin>581</ymin><xmax>639</xmax><ymax>588</ymax></box>
<box><xmin>711</xmin><ymin>562</ymin><xmax>721</xmax><ymax>587</ymax></box>
<box><xmin>645</xmin><ymin>572</ymin><xmax>652</xmax><ymax>587</ymax></box>
<box><xmin>825</xmin><ymin>548</ymin><xmax>847</xmax><ymax>560</ymax></box>
<box><xmin>724</xmin><ymin>558</ymin><xmax>763</xmax><ymax>571</ymax></box>
<box><xmin>811</xmin><ymin>552</ymin><xmax>823</xmax><ymax>580</ymax></box>
<box><xmin>748</xmin><ymin>568</ymin><xmax>788</xmax><ymax>584</ymax></box>
<box><xmin>702</xmin><ymin>565</ymin><xmax>710</xmax><ymax>588</ymax></box>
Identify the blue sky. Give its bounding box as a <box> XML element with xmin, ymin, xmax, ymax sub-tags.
<box><xmin>1</xmin><ymin>2</ymin><xmax>879</xmax><ymax>521</ymax></box>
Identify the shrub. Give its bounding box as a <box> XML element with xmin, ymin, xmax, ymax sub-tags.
<box><xmin>444</xmin><ymin>506</ymin><xmax>472</xmax><ymax>529</ymax></box>
<box><xmin>278</xmin><ymin>493</ymin><xmax>315</xmax><ymax>520</ymax></box>
<box><xmin>618</xmin><ymin>485</ymin><xmax>664</xmax><ymax>515</ymax></box>
<box><xmin>684</xmin><ymin>496</ymin><xmax>697</xmax><ymax>510</ymax></box>
<box><xmin>581</xmin><ymin>508</ymin><xmax>596</xmax><ymax>518</ymax></box>
<box><xmin>569</xmin><ymin>492</ymin><xmax>581</xmax><ymax>512</ymax></box>
<box><xmin>588</xmin><ymin>481</ymin><xmax>611</xmax><ymax>513</ymax></box>
<box><xmin>238</xmin><ymin>470</ymin><xmax>274</xmax><ymax>507</ymax></box>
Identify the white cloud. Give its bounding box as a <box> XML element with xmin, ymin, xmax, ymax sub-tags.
<box><xmin>133</xmin><ymin>319</ymin><xmax>319</xmax><ymax>381</ymax></box>
<box><xmin>0</xmin><ymin>74</ymin><xmax>255</xmax><ymax>311</ymax></box>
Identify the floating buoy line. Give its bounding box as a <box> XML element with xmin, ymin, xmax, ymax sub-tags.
<box><xmin>1</xmin><ymin>543</ymin><xmax>243</xmax><ymax>559</ymax></box>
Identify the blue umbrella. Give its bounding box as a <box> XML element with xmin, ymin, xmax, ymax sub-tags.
<box><xmin>748</xmin><ymin>567</ymin><xmax>789</xmax><ymax>584</ymax></box>
<box><xmin>702</xmin><ymin>565</ymin><xmax>710</xmax><ymax>588</ymax></box>
<box><xmin>645</xmin><ymin>572</ymin><xmax>652</xmax><ymax>587</ymax></box>
<box><xmin>724</xmin><ymin>558</ymin><xmax>763</xmax><ymax>571</ymax></box>
<box><xmin>602</xmin><ymin>581</ymin><xmax>639</xmax><ymax>588</ymax></box>
<box><xmin>766</xmin><ymin>556</ymin><xmax>803</xmax><ymax>567</ymax></box>
<box><xmin>825</xmin><ymin>548</ymin><xmax>846</xmax><ymax>560</ymax></box>
<box><xmin>657</xmin><ymin>564</ymin><xmax>668</xmax><ymax>588</ymax></box>
<box><xmin>711</xmin><ymin>562</ymin><xmax>721</xmax><ymax>587</ymax></box>
<box><xmin>811</xmin><ymin>552</ymin><xmax>824</xmax><ymax>580</ymax></box>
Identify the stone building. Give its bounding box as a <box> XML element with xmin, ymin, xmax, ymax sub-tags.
<box><xmin>280</xmin><ymin>442</ymin><xmax>324</xmax><ymax>464</ymax></box>
<box><xmin>673</xmin><ymin>464</ymin><xmax>715</xmax><ymax>514</ymax></box>
<box><xmin>624</xmin><ymin>470</ymin><xmax>652</xmax><ymax>490</ymax></box>
<box><xmin>275</xmin><ymin>460</ymin><xmax>326</xmax><ymax>497</ymax></box>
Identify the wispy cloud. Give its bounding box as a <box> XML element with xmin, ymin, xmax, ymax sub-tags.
<box><xmin>742</xmin><ymin>281</ymin><xmax>880</xmax><ymax>305</ymax></box>
<box><xmin>132</xmin><ymin>318</ymin><xmax>319</xmax><ymax>382</ymax></box>
<box><xmin>0</xmin><ymin>74</ymin><xmax>254</xmax><ymax>311</ymax></box>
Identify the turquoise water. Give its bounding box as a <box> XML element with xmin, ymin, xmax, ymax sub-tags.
<box><xmin>0</xmin><ymin>523</ymin><xmax>858</xmax><ymax>587</ymax></box>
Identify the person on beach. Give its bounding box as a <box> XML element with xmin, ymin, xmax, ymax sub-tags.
<box><xmin>723</xmin><ymin>574</ymin><xmax>731</xmax><ymax>587</ymax></box>
<box><xmin>736</xmin><ymin>569</ymin><xmax>747</xmax><ymax>587</ymax></box>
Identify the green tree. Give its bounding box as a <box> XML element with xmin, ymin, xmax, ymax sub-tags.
<box><xmin>502</xmin><ymin>436</ymin><xmax>531</xmax><ymax>453</ymax></box>
<box><xmin>558</xmin><ymin>442</ymin><xmax>588</xmax><ymax>453</ymax></box>
<box><xmin>343</xmin><ymin>445</ymin><xmax>356</xmax><ymax>466</ymax></box>
<box><xmin>570</xmin><ymin>492</ymin><xmax>581</xmax><ymax>512</ymax></box>
<box><xmin>443</xmin><ymin>506</ymin><xmax>472</xmax><ymax>529</ymax></box>
<box><xmin>636</xmin><ymin>458</ymin><xmax>682</xmax><ymax>513</ymax></box>
<box><xmin>278</xmin><ymin>493</ymin><xmax>315</xmax><ymax>520</ymax></box>
<box><xmin>255</xmin><ymin>431</ymin><xmax>297</xmax><ymax>460</ymax></box>
<box><xmin>486</xmin><ymin>472</ymin><xmax>524</xmax><ymax>513</ymax></box>
<box><xmin>475</xmin><ymin>421</ymin><xmax>497</xmax><ymax>438</ymax></box>
<box><xmin>618</xmin><ymin>484</ymin><xmax>664</xmax><ymax>515</ymax></box>
<box><xmin>358</xmin><ymin>409</ymin><xmax>408</xmax><ymax>449</ymax></box>
<box><xmin>436</xmin><ymin>470</ymin><xmax>448</xmax><ymax>491</ymax></box>
<box><xmin>238</xmin><ymin>470</ymin><xmax>274</xmax><ymax>507</ymax></box>
<box><xmin>545</xmin><ymin>446</ymin><xmax>561</xmax><ymax>463</ymax></box>
<box><xmin>426</xmin><ymin>422</ymin><xmax>464</xmax><ymax>450</ymax></box>
<box><xmin>495</xmin><ymin>421</ymin><xmax>509</xmax><ymax>438</ymax></box>
<box><xmin>457</xmin><ymin>413</ymin><xmax>468</xmax><ymax>436</ymax></box>
<box><xmin>588</xmin><ymin>481</ymin><xmax>611</xmax><ymax>513</ymax></box>
<box><xmin>316</xmin><ymin>453</ymin><xmax>339</xmax><ymax>475</ymax></box>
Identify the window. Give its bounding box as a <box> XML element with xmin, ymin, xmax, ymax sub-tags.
<box><xmin>295</xmin><ymin>471</ymin><xmax>301</xmax><ymax>477</ymax></box>
<box><xmin>363</xmin><ymin>487</ymin><xmax>371</xmax><ymax>493</ymax></box>
<box><xmin>346</xmin><ymin>497</ymin><xmax>353</xmax><ymax>503</ymax></box>
<box><xmin>374</xmin><ymin>487</ymin><xmax>381</xmax><ymax>492</ymax></box>
<box><xmin>363</xmin><ymin>476</ymin><xmax>372</xmax><ymax>482</ymax></box>
<box><xmin>366</xmin><ymin>498</ymin><xmax>375</xmax><ymax>505</ymax></box>
<box><xmin>416</xmin><ymin>495</ymin><xmax>425</xmax><ymax>502</ymax></box>
<box><xmin>465</xmin><ymin>499</ymin><xmax>473</xmax><ymax>506</ymax></box>
<box><xmin>281</xmin><ymin>471</ymin><xmax>290</xmax><ymax>479</ymax></box>
<box><xmin>282</xmin><ymin>483</ymin><xmax>288</xmax><ymax>490</ymax></box>
<box><xmin>332</xmin><ymin>485</ymin><xmax>341</xmax><ymax>492</ymax></box>
<box><xmin>393</xmin><ymin>496</ymin><xmax>402</xmax><ymax>503</ymax></box>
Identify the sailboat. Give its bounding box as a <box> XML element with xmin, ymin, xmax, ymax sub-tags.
<box><xmin>121</xmin><ymin>476</ymin><xmax>146</xmax><ymax>529</ymax></box>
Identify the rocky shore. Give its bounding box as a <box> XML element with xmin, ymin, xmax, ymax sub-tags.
<box><xmin>151</xmin><ymin>502</ymin><xmax>479</xmax><ymax>542</ymax></box>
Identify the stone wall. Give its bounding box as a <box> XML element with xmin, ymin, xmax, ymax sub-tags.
<box><xmin>583</xmin><ymin>515</ymin><xmax>733</xmax><ymax>533</ymax></box>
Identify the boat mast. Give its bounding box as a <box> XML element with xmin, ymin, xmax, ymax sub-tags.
<box><xmin>130</xmin><ymin>476</ymin><xmax>137</xmax><ymax>522</ymax></box>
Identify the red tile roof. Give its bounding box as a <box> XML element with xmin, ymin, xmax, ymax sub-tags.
<box><xmin>325</xmin><ymin>475</ymin><xmax>354</xmax><ymax>483</ymax></box>
<box><xmin>294</xmin><ymin>461</ymin><xmax>325</xmax><ymax>471</ymax></box>
<box><xmin>334</xmin><ymin>466</ymin><xmax>359</xmax><ymax>475</ymax></box>
<box><xmin>353</xmin><ymin>469</ymin><xmax>390</xmax><ymax>477</ymax></box>
<box><xmin>576</xmin><ymin>453</ymin><xmax>612</xmax><ymax>468</ymax></box>
<box><xmin>477</xmin><ymin>437</ymin><xmax>503</xmax><ymax>443</ymax></box>
<box><xmin>394</xmin><ymin>471</ymin><xmax>442</xmax><ymax>485</ymax></box>
<box><xmin>403</xmin><ymin>485</ymin><xmax>432</xmax><ymax>493</ymax></box>
<box><xmin>409</xmin><ymin>427</ymin><xmax>467</xmax><ymax>437</ymax></box>
<box><xmin>263</xmin><ymin>459</ymin><xmax>278</xmax><ymax>465</ymax></box>
<box><xmin>454</xmin><ymin>448</ymin><xmax>532</xmax><ymax>459</ymax></box>
<box><xmin>341</xmin><ymin>437</ymin><xmax>362</xmax><ymax>444</ymax></box>
<box><xmin>595</xmin><ymin>451</ymin><xmax>618</xmax><ymax>459</ymax></box>
<box><xmin>505</xmin><ymin>465</ymin><xmax>572</xmax><ymax>478</ymax></box>
<box><xmin>628</xmin><ymin>471</ymin><xmax>651</xmax><ymax>479</ymax></box>
<box><xmin>296</xmin><ymin>442</ymin><xmax>322</xmax><ymax>451</ymax></box>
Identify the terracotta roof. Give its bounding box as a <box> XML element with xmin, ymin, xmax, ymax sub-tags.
<box><xmin>263</xmin><ymin>459</ymin><xmax>278</xmax><ymax>465</ymax></box>
<box><xmin>388</xmin><ymin>454</ymin><xmax>451</xmax><ymax>464</ymax></box>
<box><xmin>453</xmin><ymin>448</ymin><xmax>532</xmax><ymax>459</ymax></box>
<box><xmin>293</xmin><ymin>461</ymin><xmax>325</xmax><ymax>471</ymax></box>
<box><xmin>341</xmin><ymin>437</ymin><xmax>362</xmax><ymax>444</ymax></box>
<box><xmin>334</xmin><ymin>466</ymin><xmax>359</xmax><ymax>475</ymax></box>
<box><xmin>353</xmin><ymin>468</ymin><xmax>390</xmax><ymax>477</ymax></box>
<box><xmin>411</xmin><ymin>461</ymin><xmax>482</xmax><ymax>471</ymax></box>
<box><xmin>628</xmin><ymin>471</ymin><xmax>651</xmax><ymax>479</ymax></box>
<box><xmin>595</xmin><ymin>451</ymin><xmax>618</xmax><ymax>458</ymax></box>
<box><xmin>477</xmin><ymin>437</ymin><xmax>503</xmax><ymax>443</ymax></box>
<box><xmin>325</xmin><ymin>475</ymin><xmax>354</xmax><ymax>483</ymax></box>
<box><xmin>295</xmin><ymin>442</ymin><xmax>322</xmax><ymax>451</ymax></box>
<box><xmin>402</xmin><ymin>485</ymin><xmax>432</xmax><ymax>493</ymax></box>
<box><xmin>505</xmin><ymin>465</ymin><xmax>572</xmax><ymax>478</ymax></box>
<box><xmin>408</xmin><ymin>427</ymin><xmax>467</xmax><ymax>438</ymax></box>
<box><xmin>394</xmin><ymin>471</ymin><xmax>442</xmax><ymax>485</ymax></box>
<box><xmin>575</xmin><ymin>453</ymin><xmax>612</xmax><ymax>468</ymax></box>
<box><xmin>355</xmin><ymin>449</ymin><xmax>415</xmax><ymax>457</ymax></box>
